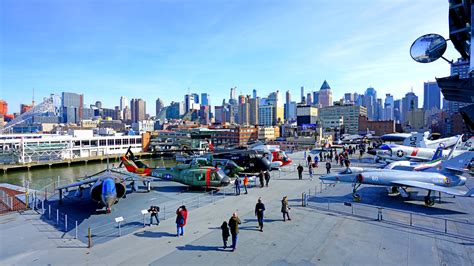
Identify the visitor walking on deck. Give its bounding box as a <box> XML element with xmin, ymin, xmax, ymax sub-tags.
<box><xmin>234</xmin><ymin>176</ymin><xmax>241</xmax><ymax>195</ymax></box>
<box><xmin>221</xmin><ymin>221</ymin><xmax>230</xmax><ymax>249</ymax></box>
<box><xmin>325</xmin><ymin>161</ymin><xmax>332</xmax><ymax>174</ymax></box>
<box><xmin>297</xmin><ymin>164</ymin><xmax>304</xmax><ymax>180</ymax></box>
<box><xmin>176</xmin><ymin>205</ymin><xmax>188</xmax><ymax>237</ymax></box>
<box><xmin>281</xmin><ymin>196</ymin><xmax>291</xmax><ymax>221</ymax></box>
<box><xmin>243</xmin><ymin>175</ymin><xmax>249</xmax><ymax>194</ymax></box>
<box><xmin>264</xmin><ymin>171</ymin><xmax>270</xmax><ymax>187</ymax></box>
<box><xmin>308</xmin><ymin>164</ymin><xmax>314</xmax><ymax>180</ymax></box>
<box><xmin>229</xmin><ymin>212</ymin><xmax>242</xmax><ymax>251</ymax></box>
<box><xmin>255</xmin><ymin>198</ymin><xmax>266</xmax><ymax>232</ymax></box>
<box><xmin>259</xmin><ymin>171</ymin><xmax>265</xmax><ymax>188</ymax></box>
<box><xmin>307</xmin><ymin>155</ymin><xmax>312</xmax><ymax>167</ymax></box>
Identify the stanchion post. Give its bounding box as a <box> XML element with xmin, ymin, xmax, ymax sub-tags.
<box><xmin>56</xmin><ymin>209</ymin><xmax>59</xmax><ymax>224</ymax></box>
<box><xmin>65</xmin><ymin>214</ymin><xmax>68</xmax><ymax>232</ymax></box>
<box><xmin>42</xmin><ymin>200</ymin><xmax>45</xmax><ymax>214</ymax></box>
<box><xmin>88</xmin><ymin>227</ymin><xmax>92</xmax><ymax>248</ymax></box>
<box><xmin>163</xmin><ymin>206</ymin><xmax>166</xmax><ymax>220</ymax></box>
<box><xmin>410</xmin><ymin>213</ymin><xmax>413</xmax><ymax>226</ymax></box>
<box><xmin>444</xmin><ymin>219</ymin><xmax>447</xmax><ymax>234</ymax></box>
<box><xmin>48</xmin><ymin>205</ymin><xmax>51</xmax><ymax>219</ymax></box>
<box><xmin>327</xmin><ymin>199</ymin><xmax>330</xmax><ymax>210</ymax></box>
<box><xmin>75</xmin><ymin>221</ymin><xmax>78</xmax><ymax>239</ymax></box>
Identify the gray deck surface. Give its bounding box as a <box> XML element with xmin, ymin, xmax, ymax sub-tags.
<box><xmin>1</xmin><ymin>151</ymin><xmax>473</xmax><ymax>265</ymax></box>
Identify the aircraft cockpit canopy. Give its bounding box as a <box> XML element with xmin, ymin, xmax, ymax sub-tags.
<box><xmin>339</xmin><ymin>168</ymin><xmax>353</xmax><ymax>174</ymax></box>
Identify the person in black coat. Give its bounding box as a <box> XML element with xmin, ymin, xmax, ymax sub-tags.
<box><xmin>325</xmin><ymin>161</ymin><xmax>332</xmax><ymax>174</ymax></box>
<box><xmin>258</xmin><ymin>170</ymin><xmax>265</xmax><ymax>188</ymax></box>
<box><xmin>264</xmin><ymin>171</ymin><xmax>270</xmax><ymax>187</ymax></box>
<box><xmin>297</xmin><ymin>164</ymin><xmax>304</xmax><ymax>180</ymax></box>
<box><xmin>221</xmin><ymin>221</ymin><xmax>230</xmax><ymax>249</ymax></box>
<box><xmin>255</xmin><ymin>198</ymin><xmax>266</xmax><ymax>232</ymax></box>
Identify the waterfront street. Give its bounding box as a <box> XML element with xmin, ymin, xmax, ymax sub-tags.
<box><xmin>1</xmin><ymin>151</ymin><xmax>473</xmax><ymax>265</ymax></box>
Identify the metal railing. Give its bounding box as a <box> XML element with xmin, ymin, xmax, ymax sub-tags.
<box><xmin>301</xmin><ymin>186</ymin><xmax>474</xmax><ymax>240</ymax></box>
<box><xmin>30</xmin><ymin>180</ymin><xmax>260</xmax><ymax>247</ymax></box>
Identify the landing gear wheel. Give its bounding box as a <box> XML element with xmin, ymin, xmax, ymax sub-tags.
<box><xmin>424</xmin><ymin>196</ymin><xmax>435</xmax><ymax>206</ymax></box>
<box><xmin>352</xmin><ymin>193</ymin><xmax>361</xmax><ymax>202</ymax></box>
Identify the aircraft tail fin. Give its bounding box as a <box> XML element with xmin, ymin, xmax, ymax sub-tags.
<box><xmin>461</xmin><ymin>136</ymin><xmax>474</xmax><ymax>150</ymax></box>
<box><xmin>403</xmin><ymin>132</ymin><xmax>424</xmax><ymax>147</ymax></box>
<box><xmin>440</xmin><ymin>151</ymin><xmax>474</xmax><ymax>173</ymax></box>
<box><xmin>431</xmin><ymin>147</ymin><xmax>444</xmax><ymax>161</ymax></box>
<box><xmin>121</xmin><ymin>156</ymin><xmax>138</xmax><ymax>173</ymax></box>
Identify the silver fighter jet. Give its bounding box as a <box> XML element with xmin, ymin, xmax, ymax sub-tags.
<box><xmin>320</xmin><ymin>152</ymin><xmax>474</xmax><ymax>206</ymax></box>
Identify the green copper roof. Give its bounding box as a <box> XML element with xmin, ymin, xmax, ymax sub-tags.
<box><xmin>320</xmin><ymin>80</ymin><xmax>331</xmax><ymax>90</ymax></box>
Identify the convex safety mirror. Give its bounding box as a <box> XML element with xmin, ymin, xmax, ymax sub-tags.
<box><xmin>410</xmin><ymin>33</ymin><xmax>447</xmax><ymax>63</ymax></box>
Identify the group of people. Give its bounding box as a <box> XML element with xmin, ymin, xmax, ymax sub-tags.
<box><xmin>234</xmin><ymin>170</ymin><xmax>271</xmax><ymax>196</ymax></box>
<box><xmin>146</xmin><ymin>204</ymin><xmax>188</xmax><ymax>237</ymax></box>
<box><xmin>220</xmin><ymin>196</ymin><xmax>291</xmax><ymax>252</ymax></box>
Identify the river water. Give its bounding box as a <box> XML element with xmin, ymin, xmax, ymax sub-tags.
<box><xmin>1</xmin><ymin>158</ymin><xmax>176</xmax><ymax>190</ymax></box>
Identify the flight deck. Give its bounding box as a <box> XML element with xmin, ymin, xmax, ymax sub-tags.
<box><xmin>1</xmin><ymin>151</ymin><xmax>473</xmax><ymax>265</ymax></box>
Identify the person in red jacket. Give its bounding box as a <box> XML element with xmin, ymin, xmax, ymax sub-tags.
<box><xmin>176</xmin><ymin>205</ymin><xmax>188</xmax><ymax>237</ymax></box>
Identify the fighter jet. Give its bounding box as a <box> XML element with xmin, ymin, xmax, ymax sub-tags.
<box><xmin>121</xmin><ymin>149</ymin><xmax>230</xmax><ymax>188</ymax></box>
<box><xmin>368</xmin><ymin>143</ymin><xmax>466</xmax><ymax>163</ymax></box>
<box><xmin>55</xmin><ymin>167</ymin><xmax>144</xmax><ymax>213</ymax></box>
<box><xmin>381</xmin><ymin>131</ymin><xmax>462</xmax><ymax>149</ymax></box>
<box><xmin>385</xmin><ymin>136</ymin><xmax>463</xmax><ymax>171</ymax></box>
<box><xmin>320</xmin><ymin>152</ymin><xmax>474</xmax><ymax>206</ymax></box>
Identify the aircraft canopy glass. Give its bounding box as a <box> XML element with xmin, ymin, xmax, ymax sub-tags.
<box><xmin>339</xmin><ymin>168</ymin><xmax>352</xmax><ymax>174</ymax></box>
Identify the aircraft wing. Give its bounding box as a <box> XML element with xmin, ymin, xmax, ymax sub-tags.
<box><xmin>390</xmin><ymin>180</ymin><xmax>474</xmax><ymax>197</ymax></box>
<box><xmin>57</xmin><ymin>177</ymin><xmax>100</xmax><ymax>190</ymax></box>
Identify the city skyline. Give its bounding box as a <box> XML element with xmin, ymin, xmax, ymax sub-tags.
<box><xmin>1</xmin><ymin>0</ymin><xmax>456</xmax><ymax>114</ymax></box>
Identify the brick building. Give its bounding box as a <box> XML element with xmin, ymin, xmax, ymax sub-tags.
<box><xmin>358</xmin><ymin>115</ymin><xmax>395</xmax><ymax>136</ymax></box>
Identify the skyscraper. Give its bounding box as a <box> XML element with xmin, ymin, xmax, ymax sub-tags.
<box><xmin>318</xmin><ymin>80</ymin><xmax>333</xmax><ymax>107</ymax></box>
<box><xmin>423</xmin><ymin>81</ymin><xmax>441</xmax><ymax>110</ymax></box>
<box><xmin>192</xmin><ymin>93</ymin><xmax>199</xmax><ymax>104</ymax></box>
<box><xmin>130</xmin><ymin>98</ymin><xmax>146</xmax><ymax>123</ymax></box>
<box><xmin>61</xmin><ymin>92</ymin><xmax>83</xmax><ymax>124</ymax></box>
<box><xmin>249</xmin><ymin>97</ymin><xmax>259</xmax><ymax>125</ymax></box>
<box><xmin>120</xmin><ymin>96</ymin><xmax>128</xmax><ymax>110</ymax></box>
<box><xmin>402</xmin><ymin>91</ymin><xmax>418</xmax><ymax>122</ymax></box>
<box><xmin>238</xmin><ymin>96</ymin><xmax>250</xmax><ymax>125</ymax></box>
<box><xmin>201</xmin><ymin>93</ymin><xmax>209</xmax><ymax>106</ymax></box>
<box><xmin>230</xmin><ymin>87</ymin><xmax>236</xmax><ymax>101</ymax></box>
<box><xmin>156</xmin><ymin>98</ymin><xmax>164</xmax><ymax>117</ymax></box>
<box><xmin>306</xmin><ymin>93</ymin><xmax>312</xmax><ymax>105</ymax></box>
<box><xmin>300</xmin><ymin>86</ymin><xmax>305</xmax><ymax>103</ymax></box>
<box><xmin>285</xmin><ymin>90</ymin><xmax>291</xmax><ymax>121</ymax></box>
<box><xmin>253</xmin><ymin>89</ymin><xmax>257</xmax><ymax>99</ymax></box>
<box><xmin>384</xmin><ymin>94</ymin><xmax>394</xmax><ymax>120</ymax></box>
<box><xmin>393</xmin><ymin>99</ymin><xmax>402</xmax><ymax>122</ymax></box>
<box><xmin>312</xmin><ymin>91</ymin><xmax>319</xmax><ymax>106</ymax></box>
<box><xmin>184</xmin><ymin>94</ymin><xmax>194</xmax><ymax>112</ymax></box>
<box><xmin>364</xmin><ymin>87</ymin><xmax>377</xmax><ymax>120</ymax></box>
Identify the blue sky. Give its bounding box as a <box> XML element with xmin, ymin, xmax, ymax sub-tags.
<box><xmin>1</xmin><ymin>0</ymin><xmax>455</xmax><ymax>114</ymax></box>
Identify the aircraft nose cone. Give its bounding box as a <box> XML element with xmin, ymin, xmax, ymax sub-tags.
<box><xmin>220</xmin><ymin>176</ymin><xmax>231</xmax><ymax>186</ymax></box>
<box><xmin>459</xmin><ymin>176</ymin><xmax>467</xmax><ymax>186</ymax></box>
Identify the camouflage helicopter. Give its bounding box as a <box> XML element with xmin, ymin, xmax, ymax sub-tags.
<box><xmin>180</xmin><ymin>155</ymin><xmax>245</xmax><ymax>177</ymax></box>
<box><xmin>120</xmin><ymin>148</ymin><xmax>231</xmax><ymax>188</ymax></box>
